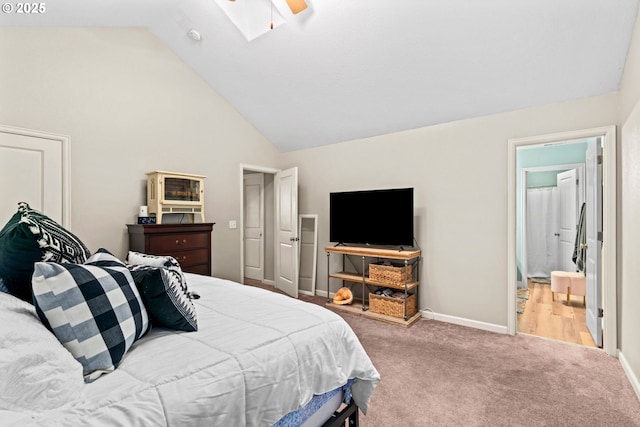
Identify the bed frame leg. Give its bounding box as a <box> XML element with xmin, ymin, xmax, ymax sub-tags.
<box><xmin>321</xmin><ymin>400</ymin><xmax>359</xmax><ymax>427</ymax></box>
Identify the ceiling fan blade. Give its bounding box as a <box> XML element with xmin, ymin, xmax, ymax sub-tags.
<box><xmin>285</xmin><ymin>0</ymin><xmax>307</xmax><ymax>14</ymax></box>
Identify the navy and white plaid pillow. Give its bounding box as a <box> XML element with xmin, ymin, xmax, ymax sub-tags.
<box><xmin>32</xmin><ymin>248</ymin><xmax>149</xmax><ymax>382</ymax></box>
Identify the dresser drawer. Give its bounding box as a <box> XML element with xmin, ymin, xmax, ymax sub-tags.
<box><xmin>183</xmin><ymin>263</ymin><xmax>210</xmax><ymax>276</ymax></box>
<box><xmin>147</xmin><ymin>233</ymin><xmax>209</xmax><ymax>253</ymax></box>
<box><xmin>160</xmin><ymin>249</ymin><xmax>209</xmax><ymax>269</ymax></box>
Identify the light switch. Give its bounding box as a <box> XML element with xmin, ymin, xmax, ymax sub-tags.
<box><xmin>229</xmin><ymin>220</ymin><xmax>237</xmax><ymax>229</ymax></box>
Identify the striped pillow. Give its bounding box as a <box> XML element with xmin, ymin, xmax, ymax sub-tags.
<box><xmin>128</xmin><ymin>264</ymin><xmax>198</xmax><ymax>332</ymax></box>
<box><xmin>126</xmin><ymin>251</ymin><xmax>190</xmax><ymax>295</ymax></box>
<box><xmin>32</xmin><ymin>249</ymin><xmax>149</xmax><ymax>382</ymax></box>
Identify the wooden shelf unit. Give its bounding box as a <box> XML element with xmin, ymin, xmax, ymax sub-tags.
<box><xmin>325</xmin><ymin>245</ymin><xmax>421</xmax><ymax>327</ymax></box>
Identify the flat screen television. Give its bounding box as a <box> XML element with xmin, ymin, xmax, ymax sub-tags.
<box><xmin>329</xmin><ymin>187</ymin><xmax>414</xmax><ymax>247</ymax></box>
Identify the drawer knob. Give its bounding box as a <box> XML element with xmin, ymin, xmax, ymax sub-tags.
<box><xmin>175</xmin><ymin>239</ymin><xmax>187</xmax><ymax>245</ymax></box>
<box><xmin>181</xmin><ymin>256</ymin><xmax>187</xmax><ymax>261</ymax></box>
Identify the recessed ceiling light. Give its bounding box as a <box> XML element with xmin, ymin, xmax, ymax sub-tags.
<box><xmin>187</xmin><ymin>29</ymin><xmax>202</xmax><ymax>41</ymax></box>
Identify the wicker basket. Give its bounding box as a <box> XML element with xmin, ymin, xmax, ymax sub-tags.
<box><xmin>369</xmin><ymin>293</ymin><xmax>417</xmax><ymax>318</ymax></box>
<box><xmin>369</xmin><ymin>262</ymin><xmax>413</xmax><ymax>286</ymax></box>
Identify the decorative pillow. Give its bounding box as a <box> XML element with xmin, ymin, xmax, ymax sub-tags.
<box><xmin>127</xmin><ymin>250</ymin><xmax>175</xmax><ymax>268</ymax></box>
<box><xmin>31</xmin><ymin>248</ymin><xmax>149</xmax><ymax>383</ymax></box>
<box><xmin>127</xmin><ymin>265</ymin><xmax>198</xmax><ymax>332</ymax></box>
<box><xmin>0</xmin><ymin>202</ymin><xmax>90</xmax><ymax>302</ymax></box>
<box><xmin>126</xmin><ymin>251</ymin><xmax>191</xmax><ymax>296</ymax></box>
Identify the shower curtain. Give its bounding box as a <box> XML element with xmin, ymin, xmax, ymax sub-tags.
<box><xmin>526</xmin><ymin>187</ymin><xmax>559</xmax><ymax>279</ymax></box>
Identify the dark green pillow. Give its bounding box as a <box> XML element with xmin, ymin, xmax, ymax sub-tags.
<box><xmin>0</xmin><ymin>203</ymin><xmax>90</xmax><ymax>302</ymax></box>
<box><xmin>127</xmin><ymin>265</ymin><xmax>198</xmax><ymax>332</ymax></box>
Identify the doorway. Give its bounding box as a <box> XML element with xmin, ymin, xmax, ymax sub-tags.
<box><xmin>507</xmin><ymin>126</ymin><xmax>617</xmax><ymax>356</ymax></box>
<box><xmin>241</xmin><ymin>166</ymin><xmax>277</xmax><ymax>287</ymax></box>
<box><xmin>239</xmin><ymin>164</ymin><xmax>300</xmax><ymax>298</ymax></box>
<box><xmin>518</xmin><ymin>156</ymin><xmax>593</xmax><ymax>347</ymax></box>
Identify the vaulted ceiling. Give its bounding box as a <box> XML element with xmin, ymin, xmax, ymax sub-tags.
<box><xmin>2</xmin><ymin>0</ymin><xmax>639</xmax><ymax>151</ymax></box>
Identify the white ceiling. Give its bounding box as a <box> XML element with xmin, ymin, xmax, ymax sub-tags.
<box><xmin>2</xmin><ymin>0</ymin><xmax>639</xmax><ymax>152</ymax></box>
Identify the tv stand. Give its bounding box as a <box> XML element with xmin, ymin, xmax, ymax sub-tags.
<box><xmin>325</xmin><ymin>245</ymin><xmax>421</xmax><ymax>327</ymax></box>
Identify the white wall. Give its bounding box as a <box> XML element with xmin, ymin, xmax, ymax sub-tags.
<box><xmin>280</xmin><ymin>94</ymin><xmax>618</xmax><ymax>328</ymax></box>
<box><xmin>618</xmin><ymin>10</ymin><xmax>640</xmax><ymax>398</ymax></box>
<box><xmin>0</xmin><ymin>27</ymin><xmax>280</xmax><ymax>281</ymax></box>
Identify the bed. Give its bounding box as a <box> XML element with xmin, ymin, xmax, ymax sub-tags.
<box><xmin>0</xmin><ymin>203</ymin><xmax>379</xmax><ymax>426</ymax></box>
<box><xmin>0</xmin><ymin>268</ymin><xmax>379</xmax><ymax>426</ymax></box>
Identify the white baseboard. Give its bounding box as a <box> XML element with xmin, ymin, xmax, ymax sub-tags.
<box><xmin>262</xmin><ymin>279</ymin><xmax>275</xmax><ymax>287</ymax></box>
<box><xmin>316</xmin><ymin>289</ymin><xmax>331</xmax><ymax>298</ymax></box>
<box><xmin>618</xmin><ymin>350</ymin><xmax>640</xmax><ymax>402</ymax></box>
<box><xmin>314</xmin><ymin>296</ymin><xmax>507</xmax><ymax>334</ymax></box>
<box><xmin>419</xmin><ymin>310</ymin><xmax>508</xmax><ymax>335</ymax></box>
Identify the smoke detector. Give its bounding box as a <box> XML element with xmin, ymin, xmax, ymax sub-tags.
<box><xmin>187</xmin><ymin>29</ymin><xmax>202</xmax><ymax>41</ymax></box>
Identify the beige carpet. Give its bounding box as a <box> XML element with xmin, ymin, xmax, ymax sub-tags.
<box><xmin>247</xmin><ymin>283</ymin><xmax>640</xmax><ymax>426</ymax></box>
<box><xmin>295</xmin><ymin>292</ymin><xmax>640</xmax><ymax>426</ymax></box>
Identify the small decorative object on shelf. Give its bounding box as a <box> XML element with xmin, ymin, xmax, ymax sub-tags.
<box><xmin>332</xmin><ymin>287</ymin><xmax>353</xmax><ymax>305</ymax></box>
<box><xmin>146</xmin><ymin>171</ymin><xmax>205</xmax><ymax>224</ymax></box>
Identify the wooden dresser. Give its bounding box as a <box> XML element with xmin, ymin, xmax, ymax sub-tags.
<box><xmin>127</xmin><ymin>223</ymin><xmax>214</xmax><ymax>276</ymax></box>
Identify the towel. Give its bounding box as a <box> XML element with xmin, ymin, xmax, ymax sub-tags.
<box><xmin>572</xmin><ymin>202</ymin><xmax>587</xmax><ymax>273</ymax></box>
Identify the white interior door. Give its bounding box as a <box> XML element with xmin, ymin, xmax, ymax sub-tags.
<box><xmin>244</xmin><ymin>173</ymin><xmax>264</xmax><ymax>281</ymax></box>
<box><xmin>275</xmin><ymin>167</ymin><xmax>299</xmax><ymax>298</ymax></box>
<box><xmin>557</xmin><ymin>169</ymin><xmax>578</xmax><ymax>272</ymax></box>
<box><xmin>0</xmin><ymin>125</ymin><xmax>68</xmax><ymax>226</ymax></box>
<box><xmin>585</xmin><ymin>140</ymin><xmax>603</xmax><ymax>347</ymax></box>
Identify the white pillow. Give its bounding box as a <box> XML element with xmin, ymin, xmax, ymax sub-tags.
<box><xmin>0</xmin><ymin>292</ymin><xmax>85</xmax><ymax>412</ymax></box>
<box><xmin>127</xmin><ymin>251</ymin><xmax>175</xmax><ymax>268</ymax></box>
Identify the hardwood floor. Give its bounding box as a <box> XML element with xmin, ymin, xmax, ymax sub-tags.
<box><xmin>517</xmin><ymin>279</ymin><xmax>596</xmax><ymax>348</ymax></box>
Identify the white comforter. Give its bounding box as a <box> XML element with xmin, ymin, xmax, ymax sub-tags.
<box><xmin>0</xmin><ymin>274</ymin><xmax>380</xmax><ymax>426</ymax></box>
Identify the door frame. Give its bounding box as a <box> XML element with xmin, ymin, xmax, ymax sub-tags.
<box><xmin>520</xmin><ymin>162</ymin><xmax>584</xmax><ymax>286</ymax></box>
<box><xmin>239</xmin><ymin>164</ymin><xmax>279</xmax><ymax>286</ymax></box>
<box><xmin>508</xmin><ymin>126</ymin><xmax>617</xmax><ymax>356</ymax></box>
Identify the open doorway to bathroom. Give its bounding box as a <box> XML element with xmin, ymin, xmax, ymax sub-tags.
<box><xmin>507</xmin><ymin>126</ymin><xmax>617</xmax><ymax>356</ymax></box>
<box><xmin>516</xmin><ymin>140</ymin><xmax>594</xmax><ymax>347</ymax></box>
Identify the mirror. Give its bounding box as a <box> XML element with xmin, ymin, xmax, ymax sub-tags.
<box><xmin>298</xmin><ymin>214</ymin><xmax>318</xmax><ymax>296</ymax></box>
